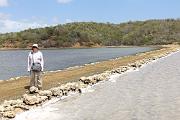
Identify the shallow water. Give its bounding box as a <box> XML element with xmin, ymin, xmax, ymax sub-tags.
<box><xmin>14</xmin><ymin>51</ymin><xmax>180</xmax><ymax>120</ymax></box>
<box><xmin>0</xmin><ymin>47</ymin><xmax>153</xmax><ymax>80</ymax></box>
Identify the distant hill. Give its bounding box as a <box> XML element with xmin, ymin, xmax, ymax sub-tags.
<box><xmin>0</xmin><ymin>19</ymin><xmax>180</xmax><ymax>48</ymax></box>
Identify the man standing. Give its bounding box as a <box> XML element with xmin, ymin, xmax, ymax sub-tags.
<box><xmin>27</xmin><ymin>44</ymin><xmax>44</xmax><ymax>90</ymax></box>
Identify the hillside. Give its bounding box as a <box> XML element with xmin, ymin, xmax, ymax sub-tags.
<box><xmin>0</xmin><ymin>19</ymin><xmax>180</xmax><ymax>48</ymax></box>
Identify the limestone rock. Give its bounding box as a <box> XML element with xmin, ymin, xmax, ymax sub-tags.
<box><xmin>129</xmin><ymin>63</ymin><xmax>137</xmax><ymax>68</ymax></box>
<box><xmin>95</xmin><ymin>73</ymin><xmax>109</xmax><ymax>81</ymax></box>
<box><xmin>3</xmin><ymin>106</ymin><xmax>14</xmax><ymax>112</ymax></box>
<box><xmin>0</xmin><ymin>105</ymin><xmax>4</xmax><ymax>112</ymax></box>
<box><xmin>50</xmin><ymin>87</ymin><xmax>63</xmax><ymax>96</ymax></box>
<box><xmin>0</xmin><ymin>113</ymin><xmax>2</xmax><ymax>119</ymax></box>
<box><xmin>79</xmin><ymin>76</ymin><xmax>86</xmax><ymax>81</ymax></box>
<box><xmin>38</xmin><ymin>90</ymin><xmax>52</xmax><ymax>97</ymax></box>
<box><xmin>87</xmin><ymin>76</ymin><xmax>97</xmax><ymax>85</ymax></box>
<box><xmin>24</xmin><ymin>94</ymin><xmax>48</xmax><ymax>105</ymax></box>
<box><xmin>38</xmin><ymin>96</ymin><xmax>48</xmax><ymax>103</ymax></box>
<box><xmin>79</xmin><ymin>76</ymin><xmax>90</xmax><ymax>84</ymax></box>
<box><xmin>3</xmin><ymin>111</ymin><xmax>15</xmax><ymax>118</ymax></box>
<box><xmin>3</xmin><ymin>99</ymin><xmax>23</xmax><ymax>107</ymax></box>
<box><xmin>64</xmin><ymin>83</ymin><xmax>76</xmax><ymax>91</ymax></box>
<box><xmin>14</xmin><ymin>104</ymin><xmax>30</xmax><ymax>110</ymax></box>
<box><xmin>29</xmin><ymin>86</ymin><xmax>39</xmax><ymax>93</ymax></box>
<box><xmin>80</xmin><ymin>73</ymin><xmax>110</xmax><ymax>85</ymax></box>
<box><xmin>111</xmin><ymin>68</ymin><xmax>121</xmax><ymax>74</ymax></box>
<box><xmin>14</xmin><ymin>108</ymin><xmax>24</xmax><ymax>114</ymax></box>
<box><xmin>120</xmin><ymin>66</ymin><xmax>129</xmax><ymax>72</ymax></box>
<box><xmin>76</xmin><ymin>81</ymin><xmax>88</xmax><ymax>90</ymax></box>
<box><xmin>23</xmin><ymin>94</ymin><xmax>39</xmax><ymax>105</ymax></box>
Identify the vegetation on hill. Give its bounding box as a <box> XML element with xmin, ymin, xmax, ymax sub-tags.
<box><xmin>0</xmin><ymin>19</ymin><xmax>180</xmax><ymax>48</ymax></box>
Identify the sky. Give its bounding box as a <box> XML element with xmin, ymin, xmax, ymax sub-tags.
<box><xmin>0</xmin><ymin>0</ymin><xmax>180</xmax><ymax>33</ymax></box>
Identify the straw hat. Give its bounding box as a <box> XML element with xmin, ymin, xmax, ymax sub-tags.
<box><xmin>32</xmin><ymin>44</ymin><xmax>39</xmax><ymax>49</ymax></box>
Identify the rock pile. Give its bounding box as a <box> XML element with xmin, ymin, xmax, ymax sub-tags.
<box><xmin>0</xmin><ymin>80</ymin><xmax>91</xmax><ymax>118</ymax></box>
<box><xmin>0</xmin><ymin>99</ymin><xmax>29</xmax><ymax>118</ymax></box>
<box><xmin>0</xmin><ymin>49</ymin><xmax>179</xmax><ymax>119</ymax></box>
<box><xmin>80</xmin><ymin>72</ymin><xmax>110</xmax><ymax>85</ymax></box>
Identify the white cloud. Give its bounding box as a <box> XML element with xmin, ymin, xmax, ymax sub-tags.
<box><xmin>0</xmin><ymin>13</ymin><xmax>80</xmax><ymax>33</ymax></box>
<box><xmin>0</xmin><ymin>0</ymin><xmax>8</xmax><ymax>7</ymax></box>
<box><xmin>57</xmin><ymin>0</ymin><xmax>73</xmax><ymax>4</ymax></box>
<box><xmin>64</xmin><ymin>18</ymin><xmax>82</xmax><ymax>24</ymax></box>
<box><xmin>0</xmin><ymin>14</ymin><xmax>49</xmax><ymax>33</ymax></box>
<box><xmin>0</xmin><ymin>20</ymin><xmax>48</xmax><ymax>32</ymax></box>
<box><xmin>65</xmin><ymin>19</ymin><xmax>73</xmax><ymax>23</ymax></box>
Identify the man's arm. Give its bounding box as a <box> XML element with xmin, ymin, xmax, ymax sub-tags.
<box><xmin>40</xmin><ymin>52</ymin><xmax>44</xmax><ymax>71</ymax></box>
<box><xmin>27</xmin><ymin>53</ymin><xmax>31</xmax><ymax>72</ymax></box>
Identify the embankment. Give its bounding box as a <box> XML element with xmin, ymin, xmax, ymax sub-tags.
<box><xmin>0</xmin><ymin>45</ymin><xmax>179</xmax><ymax>118</ymax></box>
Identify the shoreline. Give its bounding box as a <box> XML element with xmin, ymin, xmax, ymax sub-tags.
<box><xmin>0</xmin><ymin>45</ymin><xmax>161</xmax><ymax>51</ymax></box>
<box><xmin>0</xmin><ymin>45</ymin><xmax>179</xmax><ymax>118</ymax></box>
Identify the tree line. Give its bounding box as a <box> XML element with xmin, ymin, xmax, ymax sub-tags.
<box><xmin>0</xmin><ymin>19</ymin><xmax>180</xmax><ymax>48</ymax></box>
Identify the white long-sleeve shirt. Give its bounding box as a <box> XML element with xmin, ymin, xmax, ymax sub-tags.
<box><xmin>27</xmin><ymin>51</ymin><xmax>44</xmax><ymax>71</ymax></box>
